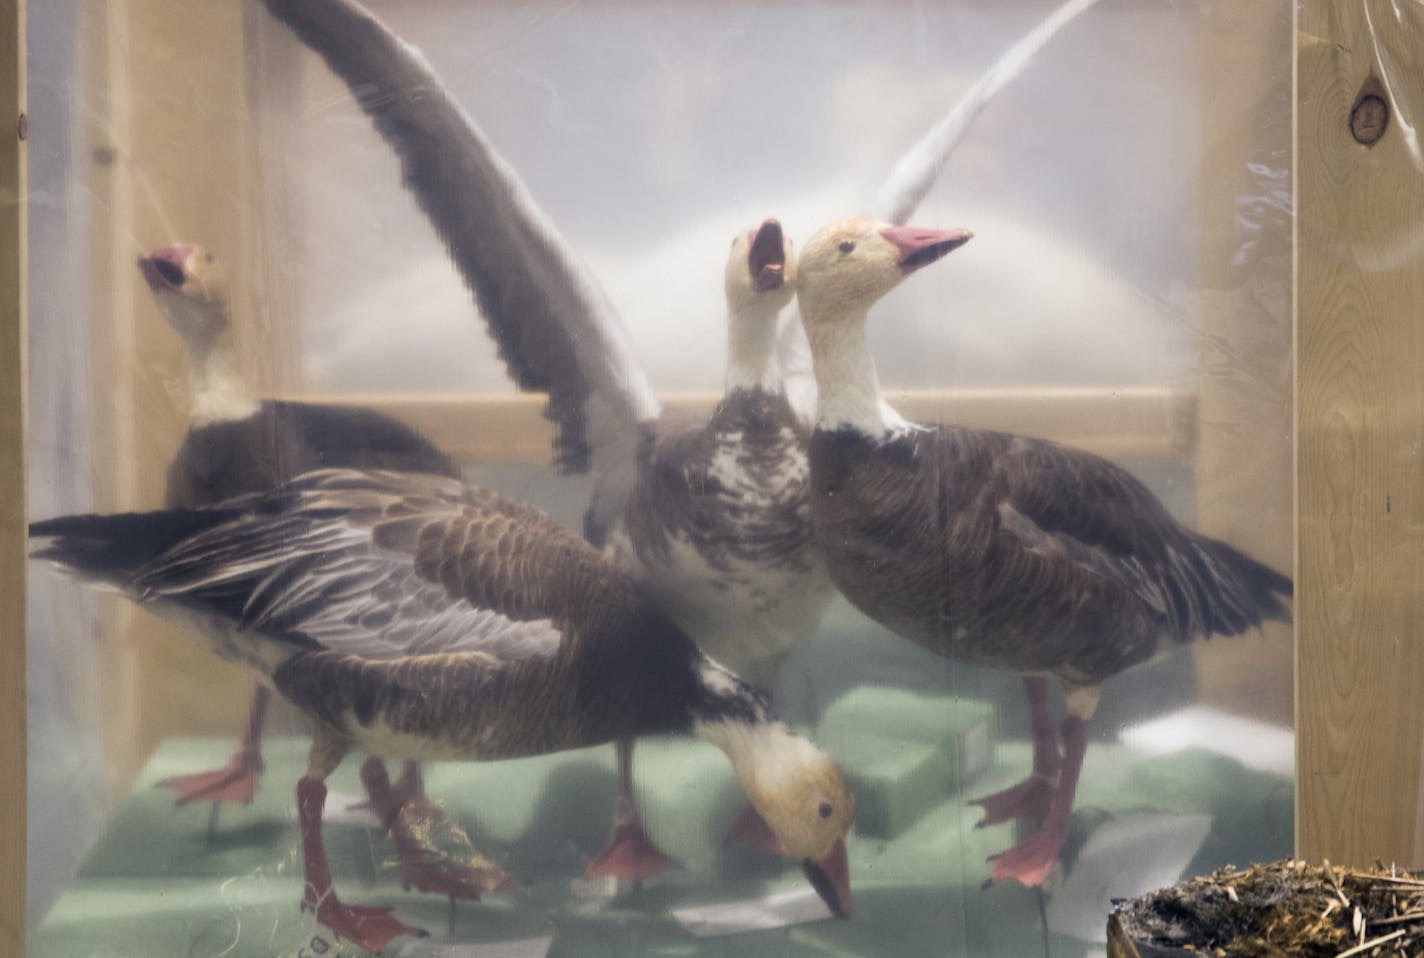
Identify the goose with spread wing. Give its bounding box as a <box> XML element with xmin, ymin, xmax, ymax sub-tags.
<box><xmin>253</xmin><ymin>0</ymin><xmax>842</xmax><ymax>880</ymax></box>
<box><xmin>792</xmin><ymin>217</ymin><xmax>1291</xmax><ymax>887</ymax></box>
<box><xmin>31</xmin><ymin>468</ymin><xmax>854</xmax><ymax>953</ymax></box>
<box><xmin>252</xmin><ymin>0</ymin><xmax>1111</xmax><ymax>880</ymax></box>
<box><xmin>138</xmin><ymin>242</ymin><xmax>497</xmax><ymax>900</ymax></box>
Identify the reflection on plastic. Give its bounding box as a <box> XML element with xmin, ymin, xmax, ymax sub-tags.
<box><xmin>673</xmin><ymin>888</ymin><xmax>835</xmax><ymax>937</ymax></box>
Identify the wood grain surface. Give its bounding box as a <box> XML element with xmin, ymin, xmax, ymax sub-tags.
<box><xmin>1298</xmin><ymin>0</ymin><xmax>1424</xmax><ymax>867</ymax></box>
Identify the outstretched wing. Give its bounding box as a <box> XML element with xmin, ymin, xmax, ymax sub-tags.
<box><xmin>256</xmin><ymin>0</ymin><xmax>659</xmax><ymax>473</ymax></box>
<box><xmin>872</xmin><ymin>0</ymin><xmax>1106</xmax><ymax>225</ymax></box>
<box><xmin>780</xmin><ymin>0</ymin><xmax>1106</xmax><ymax>427</ymax></box>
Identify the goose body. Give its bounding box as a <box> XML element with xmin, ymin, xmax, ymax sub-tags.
<box><xmin>607</xmin><ymin>389</ymin><xmax>823</xmax><ymax>686</ymax></box>
<box><xmin>31</xmin><ymin>468</ymin><xmax>853</xmax><ymax>950</ymax></box>
<box><xmin>588</xmin><ymin>222</ymin><xmax>834</xmax><ymax>686</ymax></box>
<box><xmin>794</xmin><ymin>217</ymin><xmax>1291</xmax><ymax>887</ymax></box>
<box><xmin>138</xmin><ymin>243</ymin><xmax>473</xmax><ymax>892</ymax></box>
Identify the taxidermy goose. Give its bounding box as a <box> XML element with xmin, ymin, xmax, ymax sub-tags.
<box><xmin>793</xmin><ymin>217</ymin><xmax>1292</xmax><ymax>887</ymax></box>
<box><xmin>30</xmin><ymin>468</ymin><xmax>854</xmax><ymax>952</ymax></box>
<box><xmin>137</xmin><ymin>243</ymin><xmax>495</xmax><ymax>900</ymax></box>
<box><xmin>254</xmin><ymin>0</ymin><xmax>843</xmax><ymax>877</ymax></box>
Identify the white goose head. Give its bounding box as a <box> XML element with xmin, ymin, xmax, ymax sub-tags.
<box><xmin>795</xmin><ymin>217</ymin><xmax>972</xmax><ymax>321</ymax></box>
<box><xmin>795</xmin><ymin>217</ymin><xmax>972</xmax><ymax>436</ymax></box>
<box><xmin>723</xmin><ymin>219</ymin><xmax>797</xmax><ymax>392</ymax></box>
<box><xmin>137</xmin><ymin>242</ymin><xmax>255</xmax><ymax>425</ymax></box>
<box><xmin>137</xmin><ymin>242</ymin><xmax>231</xmax><ymax>349</ymax></box>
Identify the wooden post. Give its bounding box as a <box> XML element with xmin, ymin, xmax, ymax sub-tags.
<box><xmin>0</xmin><ymin>0</ymin><xmax>25</xmax><ymax>948</ymax></box>
<box><xmin>1298</xmin><ymin>2</ymin><xmax>1424</xmax><ymax>866</ymax></box>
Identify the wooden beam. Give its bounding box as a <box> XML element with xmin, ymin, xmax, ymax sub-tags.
<box><xmin>1298</xmin><ymin>2</ymin><xmax>1424</xmax><ymax>866</ymax></box>
<box><xmin>0</xmin><ymin>0</ymin><xmax>24</xmax><ymax>947</ymax></box>
<box><xmin>293</xmin><ymin>385</ymin><xmax>1198</xmax><ymax>467</ymax></box>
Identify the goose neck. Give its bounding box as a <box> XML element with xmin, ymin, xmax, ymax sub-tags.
<box><xmin>725</xmin><ymin>300</ymin><xmax>785</xmax><ymax>393</ymax></box>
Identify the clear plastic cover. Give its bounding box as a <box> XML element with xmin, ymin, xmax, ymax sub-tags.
<box><xmin>25</xmin><ymin>1</ymin><xmax>1293</xmax><ymax>955</ymax></box>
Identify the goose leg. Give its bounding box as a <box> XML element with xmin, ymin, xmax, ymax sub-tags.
<box><xmin>300</xmin><ymin>731</ymin><xmax>424</xmax><ymax>951</ymax></box>
<box><xmin>157</xmin><ymin>684</ymin><xmax>268</xmax><ymax>812</ymax></box>
<box><xmin>986</xmin><ymin>712</ymin><xmax>1087</xmax><ymax>887</ymax></box>
<box><xmin>971</xmin><ymin>677</ymin><xmax>1059</xmax><ymax>827</ymax></box>
<box><xmin>359</xmin><ymin>758</ymin><xmax>513</xmax><ymax>901</ymax></box>
<box><xmin>586</xmin><ymin>739</ymin><xmax>679</xmax><ymax>882</ymax></box>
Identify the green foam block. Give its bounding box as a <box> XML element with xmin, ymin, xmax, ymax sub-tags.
<box><xmin>815</xmin><ymin>687</ymin><xmax>994</xmax><ymax>838</ymax></box>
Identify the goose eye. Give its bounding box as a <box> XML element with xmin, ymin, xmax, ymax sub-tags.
<box><xmin>837</xmin><ymin>240</ymin><xmax>855</xmax><ymax>254</ymax></box>
<box><xmin>818</xmin><ymin>802</ymin><xmax>833</xmax><ymax>819</ymax></box>
<box><xmin>204</xmin><ymin>253</ymin><xmax>214</xmax><ymax>264</ymax></box>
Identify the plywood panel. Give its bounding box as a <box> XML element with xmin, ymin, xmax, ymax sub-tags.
<box><xmin>1298</xmin><ymin>0</ymin><xmax>1424</xmax><ymax>866</ymax></box>
<box><xmin>0</xmin><ymin>0</ymin><xmax>24</xmax><ymax>946</ymax></box>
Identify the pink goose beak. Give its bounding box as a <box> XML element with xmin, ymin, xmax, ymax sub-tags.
<box><xmin>802</xmin><ymin>837</ymin><xmax>853</xmax><ymax>919</ymax></box>
<box><xmin>136</xmin><ymin>243</ymin><xmax>194</xmax><ymax>292</ymax></box>
<box><xmin>879</xmin><ymin>225</ymin><xmax>973</xmax><ymax>274</ymax></box>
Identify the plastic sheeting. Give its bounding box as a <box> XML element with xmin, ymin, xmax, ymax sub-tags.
<box><xmin>24</xmin><ymin>1</ymin><xmax>1293</xmax><ymax>954</ymax></box>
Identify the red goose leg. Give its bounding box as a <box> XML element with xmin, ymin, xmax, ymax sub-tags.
<box><xmin>299</xmin><ymin>775</ymin><xmax>425</xmax><ymax>951</ymax></box>
<box><xmin>987</xmin><ymin>712</ymin><xmax>1089</xmax><ymax>887</ymax></box>
<box><xmin>359</xmin><ymin>758</ymin><xmax>513</xmax><ymax>901</ymax></box>
<box><xmin>586</xmin><ymin>739</ymin><xmax>679</xmax><ymax>882</ymax></box>
<box><xmin>158</xmin><ymin>684</ymin><xmax>268</xmax><ymax>813</ymax></box>
<box><xmin>971</xmin><ymin>677</ymin><xmax>1060</xmax><ymax>826</ymax></box>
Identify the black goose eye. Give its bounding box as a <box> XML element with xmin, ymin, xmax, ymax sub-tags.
<box><xmin>837</xmin><ymin>240</ymin><xmax>855</xmax><ymax>254</ymax></box>
<box><xmin>818</xmin><ymin>802</ymin><xmax>833</xmax><ymax>819</ymax></box>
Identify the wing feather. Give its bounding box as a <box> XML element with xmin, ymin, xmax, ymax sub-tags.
<box><xmin>873</xmin><ymin>0</ymin><xmax>1106</xmax><ymax>225</ymax></box>
<box><xmin>135</xmin><ymin>470</ymin><xmax>568</xmax><ymax>663</ymax></box>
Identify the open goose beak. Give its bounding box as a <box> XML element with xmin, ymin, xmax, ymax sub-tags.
<box><xmin>137</xmin><ymin>244</ymin><xmax>191</xmax><ymax>292</ymax></box>
<box><xmin>802</xmin><ymin>837</ymin><xmax>852</xmax><ymax>919</ymax></box>
<box><xmin>879</xmin><ymin>225</ymin><xmax>973</xmax><ymax>274</ymax></box>
<box><xmin>748</xmin><ymin>218</ymin><xmax>787</xmax><ymax>291</ymax></box>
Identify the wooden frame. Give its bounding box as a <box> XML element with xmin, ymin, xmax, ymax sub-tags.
<box><xmin>1</xmin><ymin>0</ymin><xmax>23</xmax><ymax>948</ymax></box>
<box><xmin>7</xmin><ymin>0</ymin><xmax>1424</xmax><ymax>946</ymax></box>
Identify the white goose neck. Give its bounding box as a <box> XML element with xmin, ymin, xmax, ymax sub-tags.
<box><xmin>803</xmin><ymin>303</ymin><xmax>914</xmax><ymax>437</ymax></box>
<box><xmin>188</xmin><ymin>328</ymin><xmax>258</xmax><ymax>426</ymax></box>
<box><xmin>724</xmin><ymin>299</ymin><xmax>785</xmax><ymax>394</ymax></box>
<box><xmin>695</xmin><ymin>713</ymin><xmax>804</xmax><ymax>795</ymax></box>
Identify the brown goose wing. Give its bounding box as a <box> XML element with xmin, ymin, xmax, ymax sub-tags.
<box><xmin>989</xmin><ymin>434</ymin><xmax>1291</xmax><ymax>642</ymax></box>
<box><xmin>254</xmin><ymin>0</ymin><xmax>659</xmax><ymax>473</ymax></box>
<box><xmin>134</xmin><ymin>469</ymin><xmax>583</xmax><ymax>663</ymax></box>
